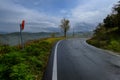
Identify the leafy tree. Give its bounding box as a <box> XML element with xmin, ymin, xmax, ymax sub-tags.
<box><xmin>60</xmin><ymin>18</ymin><xmax>70</xmax><ymax>37</ymax></box>
<box><xmin>113</xmin><ymin>1</ymin><xmax>120</xmax><ymax>14</ymax></box>
<box><xmin>103</xmin><ymin>15</ymin><xmax>115</xmax><ymax>29</ymax></box>
<box><xmin>94</xmin><ymin>23</ymin><xmax>105</xmax><ymax>34</ymax></box>
<box><xmin>113</xmin><ymin>1</ymin><xmax>120</xmax><ymax>31</ymax></box>
<box><xmin>94</xmin><ymin>1</ymin><xmax>120</xmax><ymax>35</ymax></box>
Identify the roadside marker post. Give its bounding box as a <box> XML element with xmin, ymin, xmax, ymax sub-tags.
<box><xmin>20</xmin><ymin>20</ymin><xmax>25</xmax><ymax>49</ymax></box>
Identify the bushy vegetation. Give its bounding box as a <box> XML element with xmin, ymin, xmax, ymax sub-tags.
<box><xmin>87</xmin><ymin>1</ymin><xmax>120</xmax><ymax>53</ymax></box>
<box><xmin>0</xmin><ymin>37</ymin><xmax>63</xmax><ymax>80</ymax></box>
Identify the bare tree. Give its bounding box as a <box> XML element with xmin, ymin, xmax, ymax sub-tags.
<box><xmin>60</xmin><ymin>18</ymin><xmax>70</xmax><ymax>37</ymax></box>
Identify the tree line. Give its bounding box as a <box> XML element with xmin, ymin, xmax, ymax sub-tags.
<box><xmin>94</xmin><ymin>1</ymin><xmax>120</xmax><ymax>38</ymax></box>
<box><xmin>87</xmin><ymin>1</ymin><xmax>120</xmax><ymax>52</ymax></box>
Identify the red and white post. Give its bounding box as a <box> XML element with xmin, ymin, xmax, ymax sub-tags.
<box><xmin>20</xmin><ymin>20</ymin><xmax>25</xmax><ymax>49</ymax></box>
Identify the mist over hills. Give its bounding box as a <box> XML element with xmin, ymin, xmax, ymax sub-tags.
<box><xmin>0</xmin><ymin>31</ymin><xmax>93</xmax><ymax>46</ymax></box>
<box><xmin>0</xmin><ymin>22</ymin><xmax>96</xmax><ymax>33</ymax></box>
<box><xmin>0</xmin><ymin>22</ymin><xmax>95</xmax><ymax>46</ymax></box>
<box><xmin>73</xmin><ymin>22</ymin><xmax>96</xmax><ymax>32</ymax></box>
<box><xmin>0</xmin><ymin>32</ymin><xmax>51</xmax><ymax>46</ymax></box>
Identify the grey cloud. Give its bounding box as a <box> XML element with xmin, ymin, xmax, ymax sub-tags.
<box><xmin>70</xmin><ymin>0</ymin><xmax>119</xmax><ymax>23</ymax></box>
<box><xmin>0</xmin><ymin>0</ymin><xmax>119</xmax><ymax>33</ymax></box>
<box><xmin>0</xmin><ymin>0</ymin><xmax>60</xmax><ymax>32</ymax></box>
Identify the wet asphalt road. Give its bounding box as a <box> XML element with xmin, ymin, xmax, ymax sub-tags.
<box><xmin>43</xmin><ymin>38</ymin><xmax>120</xmax><ymax>80</ymax></box>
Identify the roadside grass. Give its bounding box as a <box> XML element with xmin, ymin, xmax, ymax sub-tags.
<box><xmin>0</xmin><ymin>37</ymin><xmax>64</xmax><ymax>80</ymax></box>
<box><xmin>87</xmin><ymin>36</ymin><xmax>120</xmax><ymax>54</ymax></box>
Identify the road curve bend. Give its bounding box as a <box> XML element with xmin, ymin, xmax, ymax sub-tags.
<box><xmin>43</xmin><ymin>38</ymin><xmax>120</xmax><ymax>80</ymax></box>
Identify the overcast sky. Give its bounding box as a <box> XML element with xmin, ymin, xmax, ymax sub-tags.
<box><xmin>0</xmin><ymin>0</ymin><xmax>119</xmax><ymax>32</ymax></box>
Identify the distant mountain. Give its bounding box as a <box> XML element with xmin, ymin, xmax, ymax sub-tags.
<box><xmin>0</xmin><ymin>32</ymin><xmax>55</xmax><ymax>46</ymax></box>
<box><xmin>67</xmin><ymin>31</ymin><xmax>93</xmax><ymax>38</ymax></box>
<box><xmin>0</xmin><ymin>32</ymin><xmax>8</xmax><ymax>34</ymax></box>
<box><xmin>7</xmin><ymin>32</ymin><xmax>51</xmax><ymax>35</ymax></box>
<box><xmin>44</xmin><ymin>27</ymin><xmax>60</xmax><ymax>32</ymax></box>
<box><xmin>74</xmin><ymin>22</ymin><xmax>96</xmax><ymax>32</ymax></box>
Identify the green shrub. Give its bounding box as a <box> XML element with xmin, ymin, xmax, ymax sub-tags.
<box><xmin>10</xmin><ymin>63</ymin><xmax>35</xmax><ymax>80</ymax></box>
<box><xmin>0</xmin><ymin>45</ymin><xmax>20</xmax><ymax>55</ymax></box>
<box><xmin>88</xmin><ymin>37</ymin><xmax>120</xmax><ymax>52</ymax></box>
<box><xmin>25</xmin><ymin>46</ymin><xmax>41</xmax><ymax>56</ymax></box>
<box><xmin>99</xmin><ymin>41</ymin><xmax>107</xmax><ymax>48</ymax></box>
<box><xmin>0</xmin><ymin>37</ymin><xmax>62</xmax><ymax>80</ymax></box>
<box><xmin>1</xmin><ymin>52</ymin><xmax>25</xmax><ymax>65</ymax></box>
<box><xmin>28</xmin><ymin>56</ymin><xmax>43</xmax><ymax>69</ymax></box>
<box><xmin>108</xmin><ymin>40</ymin><xmax>120</xmax><ymax>52</ymax></box>
<box><xmin>0</xmin><ymin>52</ymin><xmax>27</xmax><ymax>80</ymax></box>
<box><xmin>0</xmin><ymin>64</ymin><xmax>10</xmax><ymax>80</ymax></box>
<box><xmin>87</xmin><ymin>39</ymin><xmax>100</xmax><ymax>47</ymax></box>
<box><xmin>0</xmin><ymin>45</ymin><xmax>11</xmax><ymax>54</ymax></box>
<box><xmin>25</xmin><ymin>41</ymin><xmax>50</xmax><ymax>56</ymax></box>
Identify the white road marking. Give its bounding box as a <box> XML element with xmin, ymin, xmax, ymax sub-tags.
<box><xmin>52</xmin><ymin>40</ymin><xmax>62</xmax><ymax>80</ymax></box>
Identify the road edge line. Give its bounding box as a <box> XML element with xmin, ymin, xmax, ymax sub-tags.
<box><xmin>52</xmin><ymin>40</ymin><xmax>62</xmax><ymax>80</ymax></box>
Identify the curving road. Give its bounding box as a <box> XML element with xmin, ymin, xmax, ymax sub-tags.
<box><xmin>43</xmin><ymin>38</ymin><xmax>120</xmax><ymax>80</ymax></box>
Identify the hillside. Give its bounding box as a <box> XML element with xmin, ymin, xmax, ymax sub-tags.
<box><xmin>0</xmin><ymin>32</ymin><xmax>61</xmax><ymax>46</ymax></box>
<box><xmin>0</xmin><ymin>31</ymin><xmax>93</xmax><ymax>46</ymax></box>
<box><xmin>87</xmin><ymin>1</ymin><xmax>120</xmax><ymax>53</ymax></box>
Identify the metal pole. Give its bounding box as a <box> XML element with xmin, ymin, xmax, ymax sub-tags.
<box><xmin>20</xmin><ymin>24</ymin><xmax>24</xmax><ymax>49</ymax></box>
<box><xmin>73</xmin><ymin>27</ymin><xmax>75</xmax><ymax>37</ymax></box>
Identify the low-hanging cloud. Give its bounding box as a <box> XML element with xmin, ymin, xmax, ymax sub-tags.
<box><xmin>70</xmin><ymin>0</ymin><xmax>119</xmax><ymax>23</ymax></box>
<box><xmin>0</xmin><ymin>0</ymin><xmax>119</xmax><ymax>32</ymax></box>
<box><xmin>0</xmin><ymin>0</ymin><xmax>60</xmax><ymax>32</ymax></box>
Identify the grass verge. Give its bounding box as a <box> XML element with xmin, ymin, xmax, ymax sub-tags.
<box><xmin>0</xmin><ymin>37</ymin><xmax>64</xmax><ymax>80</ymax></box>
<box><xmin>87</xmin><ymin>37</ymin><xmax>120</xmax><ymax>54</ymax></box>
